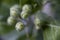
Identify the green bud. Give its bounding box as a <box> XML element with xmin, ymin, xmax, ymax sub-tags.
<box><xmin>10</xmin><ymin>10</ymin><xmax>19</xmax><ymax>17</ymax></box>
<box><xmin>15</xmin><ymin>22</ymin><xmax>24</xmax><ymax>31</ymax></box>
<box><xmin>10</xmin><ymin>5</ymin><xmax>20</xmax><ymax>17</ymax></box>
<box><xmin>10</xmin><ymin>5</ymin><xmax>20</xmax><ymax>11</ymax></box>
<box><xmin>34</xmin><ymin>17</ymin><xmax>41</xmax><ymax>26</ymax></box>
<box><xmin>22</xmin><ymin>4</ymin><xmax>32</xmax><ymax>12</ymax></box>
<box><xmin>7</xmin><ymin>16</ymin><xmax>17</xmax><ymax>25</ymax></box>
<box><xmin>35</xmin><ymin>26</ymin><xmax>40</xmax><ymax>30</ymax></box>
<box><xmin>20</xmin><ymin>4</ymin><xmax>32</xmax><ymax>19</ymax></box>
<box><xmin>21</xmin><ymin>11</ymin><xmax>30</xmax><ymax>19</ymax></box>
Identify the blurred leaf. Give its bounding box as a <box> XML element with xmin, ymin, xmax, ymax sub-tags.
<box><xmin>43</xmin><ymin>24</ymin><xmax>60</xmax><ymax>40</ymax></box>
<box><xmin>0</xmin><ymin>22</ymin><xmax>14</xmax><ymax>35</ymax></box>
<box><xmin>2</xmin><ymin>0</ymin><xmax>19</xmax><ymax>5</ymax></box>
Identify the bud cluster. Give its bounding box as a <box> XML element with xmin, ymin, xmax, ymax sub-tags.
<box><xmin>7</xmin><ymin>3</ymin><xmax>49</xmax><ymax>31</ymax></box>
<box><xmin>7</xmin><ymin>4</ymin><xmax>33</xmax><ymax>31</ymax></box>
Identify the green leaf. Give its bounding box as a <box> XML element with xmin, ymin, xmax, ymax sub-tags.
<box><xmin>43</xmin><ymin>24</ymin><xmax>60</xmax><ymax>40</ymax></box>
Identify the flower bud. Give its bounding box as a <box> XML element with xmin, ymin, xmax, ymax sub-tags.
<box><xmin>15</xmin><ymin>22</ymin><xmax>24</xmax><ymax>31</ymax></box>
<box><xmin>34</xmin><ymin>18</ymin><xmax>41</xmax><ymax>26</ymax></box>
<box><xmin>22</xmin><ymin>4</ymin><xmax>32</xmax><ymax>12</ymax></box>
<box><xmin>7</xmin><ymin>16</ymin><xmax>17</xmax><ymax>25</ymax></box>
<box><xmin>21</xmin><ymin>11</ymin><xmax>30</xmax><ymax>19</ymax></box>
<box><xmin>35</xmin><ymin>26</ymin><xmax>40</xmax><ymax>30</ymax></box>
<box><xmin>10</xmin><ymin>5</ymin><xmax>20</xmax><ymax>17</ymax></box>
